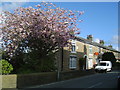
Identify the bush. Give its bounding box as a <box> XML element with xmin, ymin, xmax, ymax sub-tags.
<box><xmin>13</xmin><ymin>52</ymin><xmax>57</xmax><ymax>74</ymax></box>
<box><xmin>17</xmin><ymin>67</ymin><xmax>35</xmax><ymax>74</ymax></box>
<box><xmin>102</xmin><ymin>52</ymin><xmax>116</xmax><ymax>67</ymax></box>
<box><xmin>0</xmin><ymin>59</ymin><xmax>13</xmax><ymax>75</ymax></box>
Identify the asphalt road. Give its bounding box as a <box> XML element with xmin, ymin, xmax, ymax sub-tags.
<box><xmin>23</xmin><ymin>70</ymin><xmax>120</xmax><ymax>89</ymax></box>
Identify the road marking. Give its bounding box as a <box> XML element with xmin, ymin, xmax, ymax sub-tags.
<box><xmin>88</xmin><ymin>82</ymin><xmax>102</xmax><ymax>88</ymax></box>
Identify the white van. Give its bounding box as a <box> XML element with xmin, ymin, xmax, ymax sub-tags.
<box><xmin>95</xmin><ymin>61</ymin><xmax>112</xmax><ymax>73</ymax></box>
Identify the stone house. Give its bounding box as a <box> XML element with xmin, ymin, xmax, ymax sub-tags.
<box><xmin>57</xmin><ymin>36</ymin><xmax>120</xmax><ymax>71</ymax></box>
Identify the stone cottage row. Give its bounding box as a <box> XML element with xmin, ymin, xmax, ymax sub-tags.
<box><xmin>56</xmin><ymin>36</ymin><xmax>120</xmax><ymax>71</ymax></box>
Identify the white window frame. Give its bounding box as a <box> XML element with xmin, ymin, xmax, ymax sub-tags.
<box><xmin>71</xmin><ymin>40</ymin><xmax>76</xmax><ymax>53</ymax></box>
<box><xmin>89</xmin><ymin>45</ymin><xmax>93</xmax><ymax>55</ymax></box>
<box><xmin>69</xmin><ymin>55</ymin><xmax>77</xmax><ymax>69</ymax></box>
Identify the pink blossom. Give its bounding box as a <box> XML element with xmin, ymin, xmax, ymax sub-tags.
<box><xmin>1</xmin><ymin>2</ymin><xmax>83</xmax><ymax>56</ymax></box>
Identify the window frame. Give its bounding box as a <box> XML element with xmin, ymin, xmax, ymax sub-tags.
<box><xmin>69</xmin><ymin>55</ymin><xmax>77</xmax><ymax>69</ymax></box>
<box><xmin>71</xmin><ymin>40</ymin><xmax>76</xmax><ymax>53</ymax></box>
<box><xmin>89</xmin><ymin>45</ymin><xmax>93</xmax><ymax>55</ymax></box>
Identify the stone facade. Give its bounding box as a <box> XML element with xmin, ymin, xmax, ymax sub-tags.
<box><xmin>58</xmin><ymin>37</ymin><xmax>120</xmax><ymax>71</ymax></box>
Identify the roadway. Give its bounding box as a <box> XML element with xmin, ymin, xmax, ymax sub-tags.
<box><xmin>23</xmin><ymin>70</ymin><xmax>120</xmax><ymax>89</ymax></box>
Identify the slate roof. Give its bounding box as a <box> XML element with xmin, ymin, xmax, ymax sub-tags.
<box><xmin>75</xmin><ymin>37</ymin><xmax>120</xmax><ymax>53</ymax></box>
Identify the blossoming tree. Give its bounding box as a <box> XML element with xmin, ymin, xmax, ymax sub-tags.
<box><xmin>1</xmin><ymin>2</ymin><xmax>83</xmax><ymax>72</ymax></box>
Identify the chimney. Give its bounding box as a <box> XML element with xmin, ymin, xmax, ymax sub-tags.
<box><xmin>87</xmin><ymin>35</ymin><xmax>93</xmax><ymax>41</ymax></box>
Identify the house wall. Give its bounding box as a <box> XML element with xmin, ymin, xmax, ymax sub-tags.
<box><xmin>62</xmin><ymin>41</ymin><xmax>85</xmax><ymax>71</ymax></box>
<box><xmin>62</xmin><ymin>40</ymin><xmax>100</xmax><ymax>71</ymax></box>
<box><xmin>59</xmin><ymin>39</ymin><xmax>120</xmax><ymax>71</ymax></box>
<box><xmin>92</xmin><ymin>46</ymin><xmax>99</xmax><ymax>65</ymax></box>
<box><xmin>86</xmin><ymin>45</ymin><xmax>99</xmax><ymax>69</ymax></box>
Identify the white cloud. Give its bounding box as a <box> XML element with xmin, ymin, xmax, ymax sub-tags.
<box><xmin>94</xmin><ymin>38</ymin><xmax>100</xmax><ymax>43</ymax></box>
<box><xmin>0</xmin><ymin>2</ymin><xmax>24</xmax><ymax>13</ymax></box>
<box><xmin>105</xmin><ymin>35</ymin><xmax>120</xmax><ymax>45</ymax></box>
<box><xmin>113</xmin><ymin>46</ymin><xmax>120</xmax><ymax>51</ymax></box>
<box><xmin>107</xmin><ymin>35</ymin><xmax>120</xmax><ymax>51</ymax></box>
<box><xmin>111</xmin><ymin>35</ymin><xmax>120</xmax><ymax>44</ymax></box>
<box><xmin>0</xmin><ymin>1</ymin><xmax>30</xmax><ymax>13</ymax></box>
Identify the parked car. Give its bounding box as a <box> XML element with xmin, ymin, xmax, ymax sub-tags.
<box><xmin>95</xmin><ymin>61</ymin><xmax>112</xmax><ymax>73</ymax></box>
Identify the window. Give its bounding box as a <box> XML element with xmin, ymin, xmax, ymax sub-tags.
<box><xmin>71</xmin><ymin>45</ymin><xmax>76</xmax><ymax>53</ymax></box>
<box><xmin>99</xmin><ymin>63</ymin><xmax>106</xmax><ymax>66</ymax></box>
<box><xmin>89</xmin><ymin>46</ymin><xmax>92</xmax><ymax>54</ymax></box>
<box><xmin>71</xmin><ymin>40</ymin><xmax>76</xmax><ymax>53</ymax></box>
<box><xmin>69</xmin><ymin>56</ymin><xmax>77</xmax><ymax>69</ymax></box>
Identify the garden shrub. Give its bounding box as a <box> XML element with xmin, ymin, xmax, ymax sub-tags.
<box><xmin>0</xmin><ymin>59</ymin><xmax>13</xmax><ymax>75</ymax></box>
<box><xmin>102</xmin><ymin>52</ymin><xmax>116</xmax><ymax>67</ymax></box>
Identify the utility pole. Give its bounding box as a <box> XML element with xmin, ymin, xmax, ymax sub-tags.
<box><xmin>57</xmin><ymin>22</ymin><xmax>68</xmax><ymax>81</ymax></box>
<box><xmin>57</xmin><ymin>47</ymin><xmax>61</xmax><ymax>81</ymax></box>
<box><xmin>57</xmin><ymin>45</ymin><xmax>64</xmax><ymax>81</ymax></box>
<box><xmin>61</xmin><ymin>47</ymin><xmax>63</xmax><ymax>71</ymax></box>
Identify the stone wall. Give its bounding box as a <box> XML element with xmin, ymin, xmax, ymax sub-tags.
<box><xmin>1</xmin><ymin>70</ymin><xmax>95</xmax><ymax>89</ymax></box>
<box><xmin>1</xmin><ymin>74</ymin><xmax>17</xmax><ymax>89</ymax></box>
